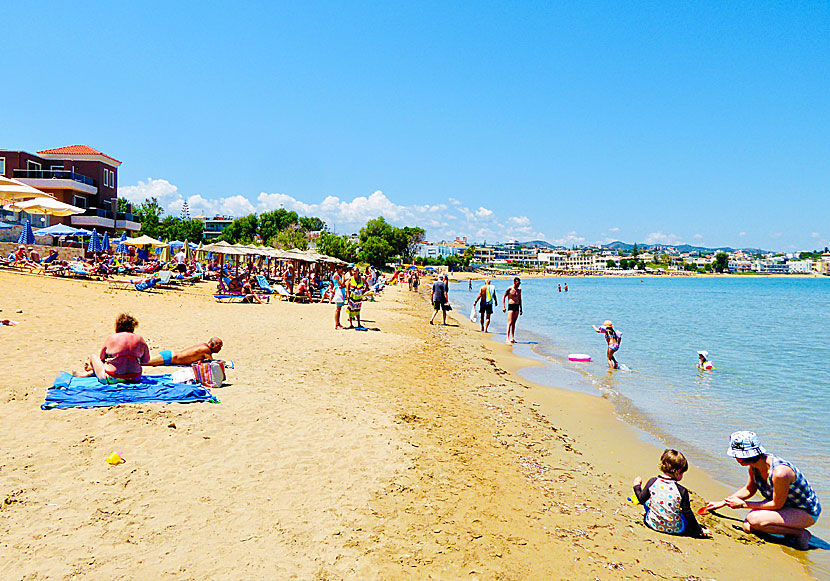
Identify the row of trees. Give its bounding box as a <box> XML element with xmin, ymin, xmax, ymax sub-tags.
<box><xmin>317</xmin><ymin>217</ymin><xmax>426</xmax><ymax>268</ymax></box>
<box><xmin>130</xmin><ymin>198</ymin><xmax>425</xmax><ymax>269</ymax></box>
<box><xmin>216</xmin><ymin>209</ymin><xmax>325</xmax><ymax>250</ymax></box>
<box><xmin>415</xmin><ymin>246</ymin><xmax>476</xmax><ymax>269</ymax></box>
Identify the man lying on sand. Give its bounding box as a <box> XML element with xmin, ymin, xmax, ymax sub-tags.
<box><xmin>146</xmin><ymin>337</ymin><xmax>224</xmax><ymax>366</ymax></box>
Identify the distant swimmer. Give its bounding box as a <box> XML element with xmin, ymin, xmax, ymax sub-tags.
<box><xmin>558</xmin><ymin>284</ymin><xmax>562</xmax><ymax>292</ymax></box>
<box><xmin>697</xmin><ymin>350</ymin><xmax>713</xmax><ymax>370</ymax></box>
<box><xmin>564</xmin><ymin>283</ymin><xmax>568</xmax><ymax>292</ymax></box>
<box><xmin>468</xmin><ymin>279</ymin><xmax>473</xmax><ymax>290</ymax></box>
<box><xmin>593</xmin><ymin>320</ymin><xmax>622</xmax><ymax>369</ymax></box>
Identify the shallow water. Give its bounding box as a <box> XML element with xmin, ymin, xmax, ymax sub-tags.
<box><xmin>453</xmin><ymin>276</ymin><xmax>830</xmax><ymax>546</ymax></box>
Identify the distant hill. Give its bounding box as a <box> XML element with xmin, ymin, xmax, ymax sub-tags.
<box><xmin>603</xmin><ymin>240</ymin><xmax>767</xmax><ymax>254</ymax></box>
<box><xmin>520</xmin><ymin>239</ymin><xmax>558</xmax><ymax>249</ymax></box>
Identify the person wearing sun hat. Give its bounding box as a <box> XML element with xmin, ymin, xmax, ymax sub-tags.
<box><xmin>704</xmin><ymin>431</ymin><xmax>821</xmax><ymax>550</ymax></box>
<box><xmin>696</xmin><ymin>350</ymin><xmax>713</xmax><ymax>370</ymax></box>
<box><xmin>592</xmin><ymin>320</ymin><xmax>622</xmax><ymax>369</ymax></box>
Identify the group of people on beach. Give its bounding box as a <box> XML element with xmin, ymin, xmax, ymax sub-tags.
<box><xmin>432</xmin><ymin>276</ymin><xmax>523</xmax><ymax>344</ymax></box>
<box><xmin>634</xmin><ymin>431</ymin><xmax>820</xmax><ymax>550</ymax></box>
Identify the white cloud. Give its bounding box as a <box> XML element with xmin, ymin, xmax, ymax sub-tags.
<box><xmin>118</xmin><ymin>179</ymin><xmax>547</xmax><ymax>243</ymax></box>
<box><xmin>693</xmin><ymin>234</ymin><xmax>703</xmax><ymax>240</ymax></box>
<box><xmin>644</xmin><ymin>231</ymin><xmax>682</xmax><ymax>245</ymax></box>
<box><xmin>811</xmin><ymin>232</ymin><xmax>821</xmax><ymax>239</ymax></box>
<box><xmin>608</xmin><ymin>226</ymin><xmax>620</xmax><ymax>232</ymax></box>
<box><xmin>739</xmin><ymin>232</ymin><xmax>747</xmax><ymax>237</ymax></box>
<box><xmin>770</xmin><ymin>232</ymin><xmax>782</xmax><ymax>239</ymax></box>
<box><xmin>553</xmin><ymin>231</ymin><xmax>585</xmax><ymax>246</ymax></box>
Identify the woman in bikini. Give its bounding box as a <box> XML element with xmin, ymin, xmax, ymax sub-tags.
<box><xmin>82</xmin><ymin>313</ymin><xmax>151</xmax><ymax>383</ymax></box>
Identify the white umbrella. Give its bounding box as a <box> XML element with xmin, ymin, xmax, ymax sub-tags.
<box><xmin>0</xmin><ymin>176</ymin><xmax>55</xmax><ymax>203</ymax></box>
<box><xmin>123</xmin><ymin>235</ymin><xmax>168</xmax><ymax>247</ymax></box>
<box><xmin>5</xmin><ymin>197</ymin><xmax>85</xmax><ymax>216</ymax></box>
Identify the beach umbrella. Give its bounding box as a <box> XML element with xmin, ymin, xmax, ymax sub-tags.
<box><xmin>115</xmin><ymin>232</ymin><xmax>128</xmax><ymax>253</ymax></box>
<box><xmin>6</xmin><ymin>197</ymin><xmax>84</xmax><ymax>216</ymax></box>
<box><xmin>0</xmin><ymin>176</ymin><xmax>54</xmax><ymax>204</ymax></box>
<box><xmin>101</xmin><ymin>231</ymin><xmax>111</xmax><ymax>251</ymax></box>
<box><xmin>160</xmin><ymin>240</ymin><xmax>171</xmax><ymax>263</ymax></box>
<box><xmin>122</xmin><ymin>235</ymin><xmax>167</xmax><ymax>247</ymax></box>
<box><xmin>87</xmin><ymin>228</ymin><xmax>103</xmax><ymax>253</ymax></box>
<box><xmin>34</xmin><ymin>224</ymin><xmax>82</xmax><ymax>237</ymax></box>
<box><xmin>183</xmin><ymin>239</ymin><xmax>191</xmax><ymax>262</ymax></box>
<box><xmin>17</xmin><ymin>220</ymin><xmax>35</xmax><ymax>244</ymax></box>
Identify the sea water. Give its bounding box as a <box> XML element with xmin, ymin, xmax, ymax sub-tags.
<box><xmin>452</xmin><ymin>276</ymin><xmax>830</xmax><ymax>543</ymax></box>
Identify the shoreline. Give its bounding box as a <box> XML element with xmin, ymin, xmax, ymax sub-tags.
<box><xmin>438</xmin><ymin>280</ymin><xmax>826</xmax><ymax>578</ymax></box>
<box><xmin>0</xmin><ymin>270</ymin><xmax>817</xmax><ymax>579</ymax></box>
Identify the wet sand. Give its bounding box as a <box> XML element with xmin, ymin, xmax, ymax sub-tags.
<box><xmin>0</xmin><ymin>270</ymin><xmax>813</xmax><ymax>579</ymax></box>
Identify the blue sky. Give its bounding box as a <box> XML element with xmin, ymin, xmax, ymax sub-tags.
<box><xmin>3</xmin><ymin>2</ymin><xmax>828</xmax><ymax>250</ymax></box>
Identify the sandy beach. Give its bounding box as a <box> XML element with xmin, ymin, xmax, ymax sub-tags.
<box><xmin>0</xmin><ymin>270</ymin><xmax>815</xmax><ymax>579</ymax></box>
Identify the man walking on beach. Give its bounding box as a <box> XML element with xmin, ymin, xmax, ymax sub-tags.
<box><xmin>473</xmin><ymin>278</ymin><xmax>497</xmax><ymax>333</ymax></box>
<box><xmin>430</xmin><ymin>274</ymin><xmax>450</xmax><ymax>325</ymax></box>
<box><xmin>502</xmin><ymin>277</ymin><xmax>522</xmax><ymax>344</ymax></box>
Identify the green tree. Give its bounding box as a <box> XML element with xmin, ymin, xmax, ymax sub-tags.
<box><xmin>219</xmin><ymin>214</ymin><xmax>259</xmax><ymax>244</ymax></box>
<box><xmin>636</xmin><ymin>259</ymin><xmax>646</xmax><ymax>270</ymax></box>
<box><xmin>606</xmin><ymin>259</ymin><xmax>616</xmax><ymax>268</ymax></box>
<box><xmin>317</xmin><ymin>232</ymin><xmax>359</xmax><ymax>263</ymax></box>
<box><xmin>461</xmin><ymin>245</ymin><xmax>476</xmax><ymax>267</ymax></box>
<box><xmin>116</xmin><ymin>197</ymin><xmax>130</xmax><ymax>212</ymax></box>
<box><xmin>258</xmin><ymin>209</ymin><xmax>299</xmax><ymax>242</ymax></box>
<box><xmin>704</xmin><ymin>262</ymin><xmax>714</xmax><ymax>273</ymax></box>
<box><xmin>395</xmin><ymin>226</ymin><xmax>426</xmax><ymax>261</ymax></box>
<box><xmin>134</xmin><ymin>197</ymin><xmax>164</xmax><ymax>238</ymax></box>
<box><xmin>298</xmin><ymin>216</ymin><xmax>326</xmax><ymax>232</ymax></box>
<box><xmin>270</xmin><ymin>227</ymin><xmax>308</xmax><ymax>250</ymax></box>
<box><xmin>359</xmin><ymin>236</ymin><xmax>394</xmax><ymax>268</ymax></box>
<box><xmin>359</xmin><ymin>217</ymin><xmax>395</xmax><ymax>245</ymax></box>
<box><xmin>632</xmin><ymin>243</ymin><xmax>639</xmax><ymax>257</ymax></box>
<box><xmin>714</xmin><ymin>252</ymin><xmax>729</xmax><ymax>273</ymax></box>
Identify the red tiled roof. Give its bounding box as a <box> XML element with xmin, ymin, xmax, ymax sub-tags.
<box><xmin>37</xmin><ymin>145</ymin><xmax>121</xmax><ymax>164</ymax></box>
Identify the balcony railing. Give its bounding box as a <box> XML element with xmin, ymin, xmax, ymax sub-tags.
<box><xmin>13</xmin><ymin>169</ymin><xmax>96</xmax><ymax>187</ymax></box>
<box><xmin>83</xmin><ymin>207</ymin><xmax>114</xmax><ymax>220</ymax></box>
<box><xmin>116</xmin><ymin>211</ymin><xmax>134</xmax><ymax>221</ymax></box>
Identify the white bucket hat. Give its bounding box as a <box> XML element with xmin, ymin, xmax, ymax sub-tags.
<box><xmin>727</xmin><ymin>431</ymin><xmax>766</xmax><ymax>459</ymax></box>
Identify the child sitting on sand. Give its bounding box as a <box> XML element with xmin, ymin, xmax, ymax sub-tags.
<box><xmin>632</xmin><ymin>449</ymin><xmax>711</xmax><ymax>538</ymax></box>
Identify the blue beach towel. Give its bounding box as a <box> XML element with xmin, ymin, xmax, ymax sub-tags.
<box><xmin>42</xmin><ymin>372</ymin><xmax>219</xmax><ymax>410</ymax></box>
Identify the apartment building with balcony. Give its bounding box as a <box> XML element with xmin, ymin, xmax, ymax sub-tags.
<box><xmin>0</xmin><ymin>145</ymin><xmax>139</xmax><ymax>233</ymax></box>
<box><xmin>197</xmin><ymin>215</ymin><xmax>235</xmax><ymax>241</ymax></box>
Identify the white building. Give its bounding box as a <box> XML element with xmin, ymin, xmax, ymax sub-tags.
<box><xmin>788</xmin><ymin>260</ymin><xmax>813</xmax><ymax>274</ymax></box>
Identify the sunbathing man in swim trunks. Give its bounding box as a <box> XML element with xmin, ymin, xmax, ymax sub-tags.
<box><xmin>77</xmin><ymin>313</ymin><xmax>150</xmax><ymax>383</ymax></box>
<box><xmin>146</xmin><ymin>337</ymin><xmax>224</xmax><ymax>366</ymax></box>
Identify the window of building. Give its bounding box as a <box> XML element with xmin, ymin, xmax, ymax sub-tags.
<box><xmin>103</xmin><ymin>170</ymin><xmax>109</xmax><ymax>187</ymax></box>
<box><xmin>0</xmin><ymin>157</ymin><xmax>5</xmax><ymax>175</ymax></box>
<box><xmin>109</xmin><ymin>170</ymin><xmax>115</xmax><ymax>187</ymax></box>
<box><xmin>73</xmin><ymin>196</ymin><xmax>87</xmax><ymax>209</ymax></box>
<box><xmin>51</xmin><ymin>165</ymin><xmax>63</xmax><ymax>171</ymax></box>
<box><xmin>27</xmin><ymin>160</ymin><xmax>41</xmax><ymax>171</ymax></box>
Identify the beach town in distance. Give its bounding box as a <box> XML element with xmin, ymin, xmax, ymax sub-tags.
<box><xmin>3</xmin><ymin>3</ymin><xmax>830</xmax><ymax>580</ymax></box>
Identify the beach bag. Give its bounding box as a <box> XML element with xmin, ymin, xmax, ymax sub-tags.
<box><xmin>191</xmin><ymin>360</ymin><xmax>226</xmax><ymax>388</ymax></box>
<box><xmin>470</xmin><ymin>305</ymin><xmax>477</xmax><ymax>322</ymax></box>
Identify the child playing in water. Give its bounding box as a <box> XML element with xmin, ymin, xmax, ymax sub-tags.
<box><xmin>592</xmin><ymin>320</ymin><xmax>622</xmax><ymax>369</ymax></box>
<box><xmin>632</xmin><ymin>449</ymin><xmax>711</xmax><ymax>538</ymax></box>
<box><xmin>697</xmin><ymin>350</ymin><xmax>713</xmax><ymax>370</ymax></box>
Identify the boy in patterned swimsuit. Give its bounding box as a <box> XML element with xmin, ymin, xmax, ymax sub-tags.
<box><xmin>633</xmin><ymin>449</ymin><xmax>711</xmax><ymax>538</ymax></box>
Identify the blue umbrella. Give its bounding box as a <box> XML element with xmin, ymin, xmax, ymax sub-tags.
<box><xmin>87</xmin><ymin>228</ymin><xmax>103</xmax><ymax>253</ymax></box>
<box><xmin>102</xmin><ymin>231</ymin><xmax>111</xmax><ymax>251</ymax></box>
<box><xmin>35</xmin><ymin>224</ymin><xmax>82</xmax><ymax>237</ymax></box>
<box><xmin>17</xmin><ymin>220</ymin><xmax>35</xmax><ymax>245</ymax></box>
<box><xmin>115</xmin><ymin>232</ymin><xmax>128</xmax><ymax>253</ymax></box>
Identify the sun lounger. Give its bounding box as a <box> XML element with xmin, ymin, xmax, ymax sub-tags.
<box><xmin>213</xmin><ymin>293</ymin><xmax>270</xmax><ymax>303</ymax></box>
<box><xmin>273</xmin><ymin>284</ymin><xmax>310</xmax><ymax>303</ymax></box>
<box><xmin>255</xmin><ymin>275</ymin><xmax>276</xmax><ymax>294</ymax></box>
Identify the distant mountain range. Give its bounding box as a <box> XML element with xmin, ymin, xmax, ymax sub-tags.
<box><xmin>520</xmin><ymin>240</ymin><xmax>768</xmax><ymax>254</ymax></box>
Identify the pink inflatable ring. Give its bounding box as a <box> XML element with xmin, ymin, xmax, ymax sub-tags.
<box><xmin>568</xmin><ymin>353</ymin><xmax>591</xmax><ymax>362</ymax></box>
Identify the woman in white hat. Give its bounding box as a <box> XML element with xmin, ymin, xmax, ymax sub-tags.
<box><xmin>705</xmin><ymin>431</ymin><xmax>821</xmax><ymax>550</ymax></box>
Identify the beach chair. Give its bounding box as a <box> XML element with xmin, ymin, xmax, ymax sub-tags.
<box><xmin>156</xmin><ymin>271</ymin><xmax>174</xmax><ymax>287</ymax></box>
<box><xmin>273</xmin><ymin>283</ymin><xmax>310</xmax><ymax>303</ymax></box>
<box><xmin>255</xmin><ymin>274</ymin><xmax>276</xmax><ymax>294</ymax></box>
<box><xmin>67</xmin><ymin>264</ymin><xmax>100</xmax><ymax>280</ymax></box>
<box><xmin>213</xmin><ymin>293</ymin><xmax>269</xmax><ymax>304</ymax></box>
